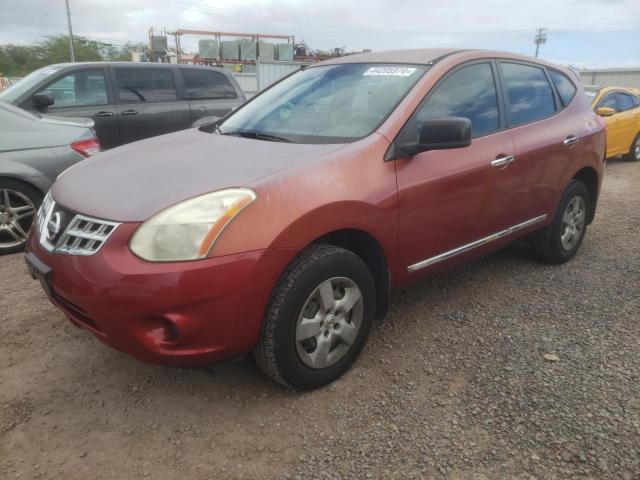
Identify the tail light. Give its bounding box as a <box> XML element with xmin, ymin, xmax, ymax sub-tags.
<box><xmin>71</xmin><ymin>138</ymin><xmax>101</xmax><ymax>157</ymax></box>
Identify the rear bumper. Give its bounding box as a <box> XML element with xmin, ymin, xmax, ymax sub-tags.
<box><xmin>26</xmin><ymin>223</ymin><xmax>292</xmax><ymax>367</ymax></box>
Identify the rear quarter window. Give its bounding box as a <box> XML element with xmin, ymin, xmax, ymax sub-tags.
<box><xmin>501</xmin><ymin>62</ymin><xmax>557</xmax><ymax>125</ymax></box>
<box><xmin>548</xmin><ymin>69</ymin><xmax>577</xmax><ymax>107</ymax></box>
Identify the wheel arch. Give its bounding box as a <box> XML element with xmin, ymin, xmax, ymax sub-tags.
<box><xmin>310</xmin><ymin>228</ymin><xmax>390</xmax><ymax>320</ymax></box>
<box><xmin>571</xmin><ymin>166</ymin><xmax>599</xmax><ymax>224</ymax></box>
<box><xmin>0</xmin><ymin>175</ymin><xmax>46</xmax><ymax>197</ymax></box>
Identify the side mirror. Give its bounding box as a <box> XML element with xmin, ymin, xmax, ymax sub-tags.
<box><xmin>33</xmin><ymin>93</ymin><xmax>54</xmax><ymax>110</ymax></box>
<box><xmin>595</xmin><ymin>106</ymin><xmax>615</xmax><ymax>117</ymax></box>
<box><xmin>397</xmin><ymin>117</ymin><xmax>472</xmax><ymax>157</ymax></box>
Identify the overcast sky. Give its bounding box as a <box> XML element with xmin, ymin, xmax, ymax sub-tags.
<box><xmin>1</xmin><ymin>0</ymin><xmax>639</xmax><ymax>68</ymax></box>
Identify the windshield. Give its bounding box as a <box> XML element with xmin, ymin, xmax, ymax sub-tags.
<box><xmin>218</xmin><ymin>63</ymin><xmax>427</xmax><ymax>144</ymax></box>
<box><xmin>0</xmin><ymin>65</ymin><xmax>65</xmax><ymax>102</ymax></box>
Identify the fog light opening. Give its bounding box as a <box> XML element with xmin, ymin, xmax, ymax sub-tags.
<box><xmin>162</xmin><ymin>318</ymin><xmax>180</xmax><ymax>343</ymax></box>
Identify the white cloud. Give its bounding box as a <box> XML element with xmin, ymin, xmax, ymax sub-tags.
<box><xmin>0</xmin><ymin>0</ymin><xmax>638</xmax><ymax>66</ymax></box>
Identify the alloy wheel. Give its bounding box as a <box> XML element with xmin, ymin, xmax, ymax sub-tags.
<box><xmin>295</xmin><ymin>276</ymin><xmax>364</xmax><ymax>369</ymax></box>
<box><xmin>634</xmin><ymin>136</ymin><xmax>640</xmax><ymax>161</ymax></box>
<box><xmin>560</xmin><ymin>195</ymin><xmax>586</xmax><ymax>251</ymax></box>
<box><xmin>0</xmin><ymin>188</ymin><xmax>36</xmax><ymax>250</ymax></box>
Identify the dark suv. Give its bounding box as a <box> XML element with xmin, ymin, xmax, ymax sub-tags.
<box><xmin>0</xmin><ymin>62</ymin><xmax>246</xmax><ymax>149</ymax></box>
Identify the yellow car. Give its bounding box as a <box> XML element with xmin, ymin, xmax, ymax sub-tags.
<box><xmin>586</xmin><ymin>86</ymin><xmax>640</xmax><ymax>161</ymax></box>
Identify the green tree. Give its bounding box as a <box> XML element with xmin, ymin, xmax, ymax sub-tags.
<box><xmin>0</xmin><ymin>35</ymin><xmax>147</xmax><ymax>77</ymax></box>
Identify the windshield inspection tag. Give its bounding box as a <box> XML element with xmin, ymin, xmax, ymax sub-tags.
<box><xmin>363</xmin><ymin>66</ymin><xmax>417</xmax><ymax>76</ymax></box>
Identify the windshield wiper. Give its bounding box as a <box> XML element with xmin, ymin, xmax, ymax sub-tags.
<box><xmin>222</xmin><ymin>130</ymin><xmax>293</xmax><ymax>143</ymax></box>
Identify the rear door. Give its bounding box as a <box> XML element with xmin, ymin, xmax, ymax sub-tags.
<box><xmin>34</xmin><ymin>67</ymin><xmax>120</xmax><ymax>149</ymax></box>
<box><xmin>179</xmin><ymin>68</ymin><xmax>242</xmax><ymax>122</ymax></box>
<box><xmin>497</xmin><ymin>61</ymin><xmax>571</xmax><ymax>221</ymax></box>
<box><xmin>111</xmin><ymin>66</ymin><xmax>191</xmax><ymax>145</ymax></box>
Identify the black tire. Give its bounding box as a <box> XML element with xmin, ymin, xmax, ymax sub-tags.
<box><xmin>530</xmin><ymin>180</ymin><xmax>590</xmax><ymax>264</ymax></box>
<box><xmin>0</xmin><ymin>179</ymin><xmax>42</xmax><ymax>255</ymax></box>
<box><xmin>254</xmin><ymin>244</ymin><xmax>376</xmax><ymax>391</ymax></box>
<box><xmin>623</xmin><ymin>133</ymin><xmax>640</xmax><ymax>162</ymax></box>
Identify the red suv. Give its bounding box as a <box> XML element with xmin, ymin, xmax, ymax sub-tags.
<box><xmin>26</xmin><ymin>49</ymin><xmax>605</xmax><ymax>390</ymax></box>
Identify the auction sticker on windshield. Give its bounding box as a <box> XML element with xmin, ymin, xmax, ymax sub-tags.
<box><xmin>363</xmin><ymin>66</ymin><xmax>417</xmax><ymax>76</ymax></box>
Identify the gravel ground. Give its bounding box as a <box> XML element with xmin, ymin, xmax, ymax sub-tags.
<box><xmin>1</xmin><ymin>159</ymin><xmax>638</xmax><ymax>480</ymax></box>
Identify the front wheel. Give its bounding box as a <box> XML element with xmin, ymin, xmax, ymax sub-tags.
<box><xmin>530</xmin><ymin>180</ymin><xmax>590</xmax><ymax>264</ymax></box>
<box><xmin>254</xmin><ymin>244</ymin><xmax>376</xmax><ymax>390</ymax></box>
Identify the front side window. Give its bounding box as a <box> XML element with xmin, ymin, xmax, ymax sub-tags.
<box><xmin>616</xmin><ymin>93</ymin><xmax>635</xmax><ymax>112</ymax></box>
<box><xmin>501</xmin><ymin>62</ymin><xmax>556</xmax><ymax>125</ymax></box>
<box><xmin>181</xmin><ymin>69</ymin><xmax>237</xmax><ymax>99</ymax></box>
<box><xmin>0</xmin><ymin>65</ymin><xmax>66</xmax><ymax>103</ymax></box>
<box><xmin>416</xmin><ymin>62</ymin><xmax>499</xmax><ymax>137</ymax></box>
<box><xmin>115</xmin><ymin>68</ymin><xmax>177</xmax><ymax>103</ymax></box>
<box><xmin>597</xmin><ymin>93</ymin><xmax>617</xmax><ymax>110</ymax></box>
<box><xmin>548</xmin><ymin>69</ymin><xmax>577</xmax><ymax>107</ymax></box>
<box><xmin>39</xmin><ymin>69</ymin><xmax>108</xmax><ymax>108</ymax></box>
<box><xmin>218</xmin><ymin>63</ymin><xmax>427</xmax><ymax>144</ymax></box>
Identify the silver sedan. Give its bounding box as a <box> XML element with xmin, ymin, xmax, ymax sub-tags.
<box><xmin>0</xmin><ymin>101</ymin><xmax>99</xmax><ymax>253</ymax></box>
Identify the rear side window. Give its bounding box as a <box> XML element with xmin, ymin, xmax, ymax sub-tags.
<box><xmin>115</xmin><ymin>68</ymin><xmax>177</xmax><ymax>103</ymax></box>
<box><xmin>417</xmin><ymin>63</ymin><xmax>499</xmax><ymax>137</ymax></box>
<box><xmin>548</xmin><ymin>70</ymin><xmax>577</xmax><ymax>107</ymax></box>
<box><xmin>39</xmin><ymin>69</ymin><xmax>108</xmax><ymax>107</ymax></box>
<box><xmin>181</xmin><ymin>69</ymin><xmax>237</xmax><ymax>99</ymax></box>
<box><xmin>616</xmin><ymin>93</ymin><xmax>635</xmax><ymax>112</ymax></box>
<box><xmin>501</xmin><ymin>62</ymin><xmax>556</xmax><ymax>125</ymax></box>
<box><xmin>631</xmin><ymin>95</ymin><xmax>640</xmax><ymax>107</ymax></box>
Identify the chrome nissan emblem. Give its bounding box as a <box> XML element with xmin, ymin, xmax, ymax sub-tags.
<box><xmin>46</xmin><ymin>212</ymin><xmax>62</xmax><ymax>240</ymax></box>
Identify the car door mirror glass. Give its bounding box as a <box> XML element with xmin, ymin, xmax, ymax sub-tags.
<box><xmin>33</xmin><ymin>92</ymin><xmax>54</xmax><ymax>109</ymax></box>
<box><xmin>595</xmin><ymin>106</ymin><xmax>616</xmax><ymax>117</ymax></box>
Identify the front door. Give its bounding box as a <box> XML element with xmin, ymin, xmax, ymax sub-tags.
<box><xmin>614</xmin><ymin>92</ymin><xmax>640</xmax><ymax>154</ymax></box>
<box><xmin>112</xmin><ymin>67</ymin><xmax>191</xmax><ymax>145</ymax></box>
<box><xmin>179</xmin><ymin>68</ymin><xmax>241</xmax><ymax>122</ymax></box>
<box><xmin>34</xmin><ymin>67</ymin><xmax>120</xmax><ymax>149</ymax></box>
<box><xmin>395</xmin><ymin>61</ymin><xmax>519</xmax><ymax>275</ymax></box>
<box><xmin>597</xmin><ymin>92</ymin><xmax>625</xmax><ymax>156</ymax></box>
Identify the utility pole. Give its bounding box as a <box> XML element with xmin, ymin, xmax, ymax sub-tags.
<box><xmin>64</xmin><ymin>0</ymin><xmax>76</xmax><ymax>62</ymax></box>
<box><xmin>534</xmin><ymin>27</ymin><xmax>547</xmax><ymax>58</ymax></box>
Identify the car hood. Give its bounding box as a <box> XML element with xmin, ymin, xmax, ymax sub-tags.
<box><xmin>52</xmin><ymin>128</ymin><xmax>344</xmax><ymax>222</ymax></box>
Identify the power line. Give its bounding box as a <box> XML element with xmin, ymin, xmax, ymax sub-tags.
<box><xmin>534</xmin><ymin>27</ymin><xmax>547</xmax><ymax>58</ymax></box>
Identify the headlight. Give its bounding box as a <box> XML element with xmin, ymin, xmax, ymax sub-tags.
<box><xmin>130</xmin><ymin>188</ymin><xmax>256</xmax><ymax>262</ymax></box>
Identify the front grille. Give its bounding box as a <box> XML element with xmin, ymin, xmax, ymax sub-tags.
<box><xmin>37</xmin><ymin>192</ymin><xmax>120</xmax><ymax>256</ymax></box>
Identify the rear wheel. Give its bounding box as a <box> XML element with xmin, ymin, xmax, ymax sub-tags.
<box><xmin>0</xmin><ymin>180</ymin><xmax>42</xmax><ymax>255</ymax></box>
<box><xmin>254</xmin><ymin>244</ymin><xmax>376</xmax><ymax>390</ymax></box>
<box><xmin>530</xmin><ymin>180</ymin><xmax>590</xmax><ymax>264</ymax></box>
<box><xmin>624</xmin><ymin>133</ymin><xmax>640</xmax><ymax>162</ymax></box>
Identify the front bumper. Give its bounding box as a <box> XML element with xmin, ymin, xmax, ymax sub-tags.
<box><xmin>26</xmin><ymin>223</ymin><xmax>292</xmax><ymax>367</ymax></box>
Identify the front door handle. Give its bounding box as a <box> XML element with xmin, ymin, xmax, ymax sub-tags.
<box><xmin>563</xmin><ymin>135</ymin><xmax>579</xmax><ymax>147</ymax></box>
<box><xmin>94</xmin><ymin>111</ymin><xmax>114</xmax><ymax>117</ymax></box>
<box><xmin>491</xmin><ymin>155</ymin><xmax>515</xmax><ymax>168</ymax></box>
<box><xmin>120</xmin><ymin>109</ymin><xmax>138</xmax><ymax>116</ymax></box>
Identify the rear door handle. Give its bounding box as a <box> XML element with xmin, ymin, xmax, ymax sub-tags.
<box><xmin>491</xmin><ymin>155</ymin><xmax>515</xmax><ymax>168</ymax></box>
<box><xmin>563</xmin><ymin>135</ymin><xmax>579</xmax><ymax>147</ymax></box>
<box><xmin>94</xmin><ymin>111</ymin><xmax>114</xmax><ymax>117</ymax></box>
<box><xmin>120</xmin><ymin>109</ymin><xmax>138</xmax><ymax>116</ymax></box>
